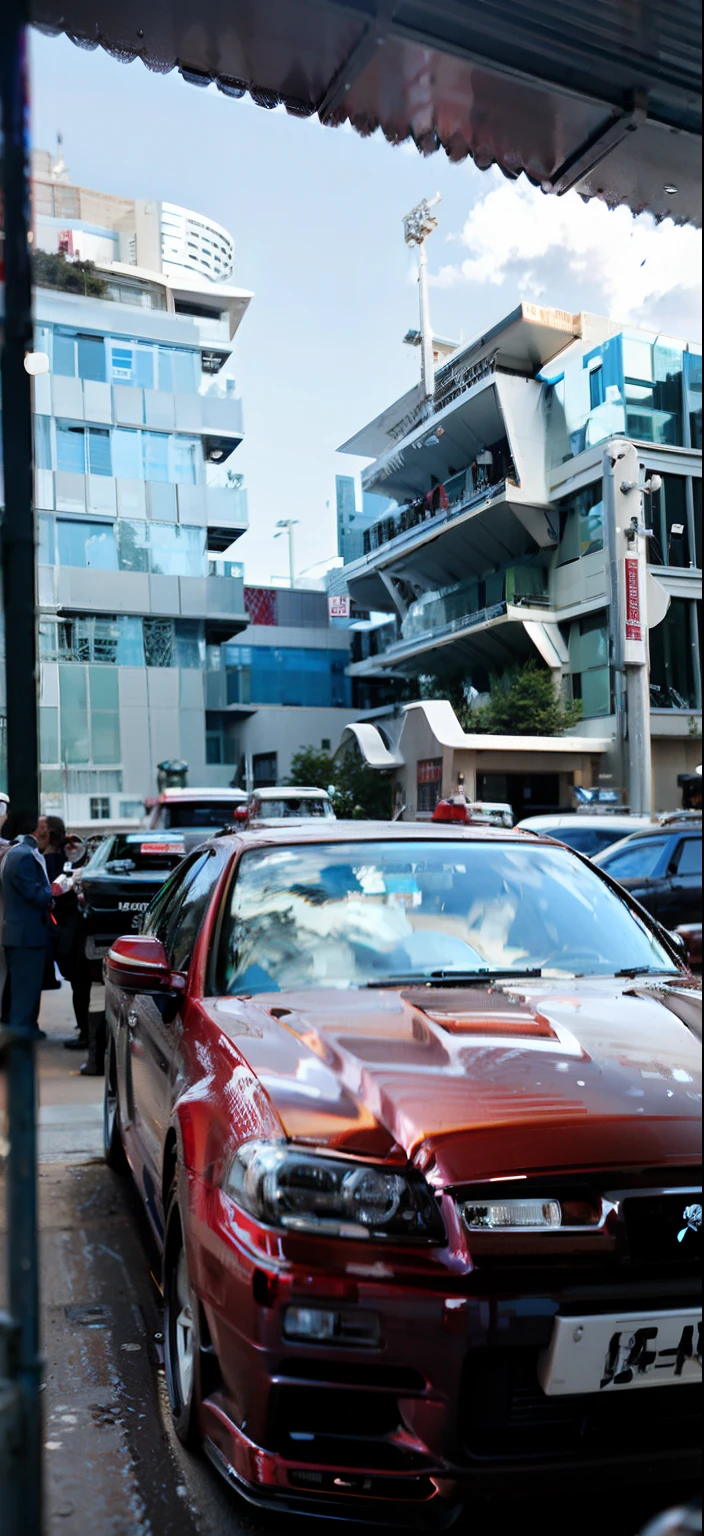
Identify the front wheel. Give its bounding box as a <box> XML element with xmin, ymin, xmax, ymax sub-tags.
<box><xmin>103</xmin><ymin>1039</ymin><xmax>126</xmax><ymax>1171</ymax></box>
<box><xmin>163</xmin><ymin>1187</ymin><xmax>202</xmax><ymax>1447</ymax></box>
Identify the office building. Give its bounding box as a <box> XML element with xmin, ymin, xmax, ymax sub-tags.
<box><xmin>339</xmin><ymin>304</ymin><xmax>702</xmax><ymax>817</ymax></box>
<box><xmin>25</xmin><ymin>152</ymin><xmax>252</xmax><ymax>825</ymax></box>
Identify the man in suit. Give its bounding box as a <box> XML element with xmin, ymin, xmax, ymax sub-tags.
<box><xmin>1</xmin><ymin>810</ymin><xmax>54</xmax><ymax>1037</ymax></box>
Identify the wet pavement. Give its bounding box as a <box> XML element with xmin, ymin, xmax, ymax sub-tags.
<box><xmin>0</xmin><ymin>986</ymin><xmax>699</xmax><ymax>1535</ymax></box>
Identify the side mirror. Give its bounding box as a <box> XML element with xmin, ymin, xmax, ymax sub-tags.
<box><xmin>233</xmin><ymin>805</ymin><xmax>249</xmax><ymax>824</ymax></box>
<box><xmin>105</xmin><ymin>935</ymin><xmax>183</xmax><ymax>994</ymax></box>
<box><xmin>666</xmin><ymin>929</ymin><xmax>689</xmax><ymax>965</ymax></box>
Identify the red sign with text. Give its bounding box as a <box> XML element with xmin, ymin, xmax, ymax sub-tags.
<box><xmin>625</xmin><ymin>557</ymin><xmax>642</xmax><ymax>642</ymax></box>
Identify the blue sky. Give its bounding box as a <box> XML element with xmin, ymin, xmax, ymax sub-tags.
<box><xmin>31</xmin><ymin>33</ymin><xmax>702</xmax><ymax>585</ymax></box>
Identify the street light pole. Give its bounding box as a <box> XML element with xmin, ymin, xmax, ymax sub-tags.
<box><xmin>0</xmin><ymin>2</ymin><xmax>43</xmax><ymax>1533</ymax></box>
<box><xmin>402</xmin><ymin>195</ymin><xmax>441</xmax><ymax>401</ymax></box>
<box><xmin>275</xmin><ymin>519</ymin><xmax>298</xmax><ymax>588</ymax></box>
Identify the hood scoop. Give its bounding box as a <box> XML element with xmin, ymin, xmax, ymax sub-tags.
<box><xmin>422</xmin><ymin>990</ymin><xmax>558</xmax><ymax>1041</ymax></box>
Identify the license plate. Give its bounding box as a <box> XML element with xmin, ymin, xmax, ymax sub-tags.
<box><xmin>538</xmin><ymin>1309</ymin><xmax>702</xmax><ymax>1395</ymax></box>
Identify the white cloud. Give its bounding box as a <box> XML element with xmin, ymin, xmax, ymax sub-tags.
<box><xmin>432</xmin><ymin>173</ymin><xmax>702</xmax><ymax>341</ymax></box>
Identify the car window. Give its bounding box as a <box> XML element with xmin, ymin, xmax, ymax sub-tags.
<box><xmin>215</xmin><ymin>840</ymin><xmax>675</xmax><ymax>994</ymax></box>
<box><xmin>674</xmin><ymin>837</ymin><xmax>703</xmax><ymax>876</ymax></box>
<box><xmin>552</xmin><ymin>826</ymin><xmax>619</xmax><ymax>855</ymax></box>
<box><xmin>142</xmin><ymin>852</ymin><xmax>206</xmax><ymax>944</ymax></box>
<box><xmin>600</xmin><ymin>837</ymin><xmax>670</xmax><ymax>879</ymax></box>
<box><xmin>168</xmin><ymin>850</ymin><xmax>224</xmax><ymax>972</ymax></box>
<box><xmin>163</xmin><ymin>800</ymin><xmax>242</xmax><ymax>829</ymax></box>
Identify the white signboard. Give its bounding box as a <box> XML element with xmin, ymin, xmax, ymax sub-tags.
<box><xmin>328</xmin><ymin>595</ymin><xmax>351</xmax><ymax>619</ymax></box>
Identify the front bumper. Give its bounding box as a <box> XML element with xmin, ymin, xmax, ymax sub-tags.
<box><xmin>186</xmin><ymin>1182</ymin><xmax>701</xmax><ymax>1520</ymax></box>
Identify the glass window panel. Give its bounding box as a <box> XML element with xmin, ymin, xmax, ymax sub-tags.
<box><xmin>169</xmin><ymin>435</ymin><xmax>200</xmax><ymax>485</ymax></box>
<box><xmin>157</xmin><ymin>349</ymin><xmax>174</xmax><ymax>393</ymax></box>
<box><xmin>39</xmin><ymin>706</ymin><xmax>59</xmax><ymax>764</ymax></box>
<box><xmin>144</xmin><ymin>431</ymin><xmax>170</xmax><ymax>482</ymax></box>
<box><xmin>87</xmin><ymin>427</ymin><xmax>112</xmax><ymax>477</ymax></box>
<box><xmin>579</xmin><ymin>665</ymin><xmax>611</xmax><ymax>717</ymax></box>
<box><xmin>580</xmin><ymin>614</ymin><xmax>609</xmax><ymax>670</ymax></box>
<box><xmin>175</xmin><ymin>619</ymin><xmax>206</xmax><ymax>668</ymax></box>
<box><xmin>172</xmin><ymin>350</ymin><xmax>198</xmax><ymax>393</ymax></box>
<box><xmin>39</xmin><ymin>620</ymin><xmax>57</xmax><ymax>660</ymax></box>
<box><xmin>112</xmin><ymin>427</ymin><xmax>142</xmax><ymax>480</ymax></box>
<box><xmin>149</xmin><ymin>521</ymin><xmax>205</xmax><ymax>576</ymax></box>
<box><xmin>110</xmin><ymin>344</ymin><xmax>134</xmax><ymax>382</ymax></box>
<box><xmin>34</xmin><ymin>414</ymin><xmax>52</xmax><ymax>471</ymax></box>
<box><xmin>89</xmin><ymin>665</ymin><xmax>118</xmax><ymax>710</ymax></box>
<box><xmin>134</xmin><ymin>347</ymin><xmax>155</xmax><ymax>389</ymax></box>
<box><xmin>77</xmin><ymin>335</ymin><xmax>106</xmax><ymax>382</ymax></box>
<box><xmin>58</xmin><ymin>520</ymin><xmax>117</xmax><ymax>570</ymax></box>
<box><xmin>117</xmin><ymin>519</ymin><xmax>149</xmax><ymax>573</ymax></box>
<box><xmin>685</xmin><ymin>352</ymin><xmax>702</xmax><ymax>449</ymax></box>
<box><xmin>652</xmin><ymin>473</ymin><xmax>689</xmax><ymax>567</ymax></box>
<box><xmin>603</xmin><ymin>838</ymin><xmax>669</xmax><ymax>879</ymax></box>
<box><xmin>115</xmin><ymin>616</ymin><xmax>145</xmax><ymax>667</ymax></box>
<box><xmin>91</xmin><ymin>713</ymin><xmax>121</xmax><ymax>763</ymax></box>
<box><xmin>694</xmin><ymin>479</ymin><xmax>702</xmax><ymax>571</ymax></box>
<box><xmin>676</xmin><ymin>838</ymin><xmax>702</xmax><ymax>875</ymax></box>
<box><xmin>649</xmin><ymin>598</ymin><xmax>697</xmax><ymax>708</ymax></box>
<box><xmin>38</xmin><ymin>513</ymin><xmax>55</xmax><ymax>565</ymax></box>
<box><xmin>623</xmin><ymin>338</ymin><xmax>654</xmax><ymax>382</ymax></box>
<box><xmin>143</xmin><ymin>617</ymin><xmax>175</xmax><ymax>667</ymax></box>
<box><xmin>59</xmin><ymin>665</ymin><xmax>89</xmax><ymax>763</ymax></box>
<box><xmin>56</xmin><ymin>423</ymin><xmax>86</xmax><ymax>475</ymax></box>
<box><xmin>588</xmin><ymin>366</ymin><xmax>605</xmax><ymax>409</ymax></box>
<box><xmin>53</xmin><ymin>333</ymin><xmax>76</xmax><ymax>377</ymax></box>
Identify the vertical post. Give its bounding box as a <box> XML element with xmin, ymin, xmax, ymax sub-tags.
<box><xmin>604</xmin><ymin>440</ymin><xmax>652</xmax><ymax>815</ymax></box>
<box><xmin>0</xmin><ymin>4</ymin><xmax>43</xmax><ymax>1534</ymax></box>
<box><xmin>417</xmin><ymin>239</ymin><xmax>434</xmax><ymax>402</ymax></box>
<box><xmin>287</xmin><ymin>523</ymin><xmax>296</xmax><ymax>590</ymax></box>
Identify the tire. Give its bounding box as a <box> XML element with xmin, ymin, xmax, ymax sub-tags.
<box><xmin>163</xmin><ymin>1184</ymin><xmax>202</xmax><ymax>1448</ymax></box>
<box><xmin>103</xmin><ymin>1038</ymin><xmax>127</xmax><ymax>1171</ymax></box>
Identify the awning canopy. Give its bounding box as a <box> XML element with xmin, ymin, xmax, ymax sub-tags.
<box><xmin>31</xmin><ymin>0</ymin><xmax>701</xmax><ymax>225</ymax></box>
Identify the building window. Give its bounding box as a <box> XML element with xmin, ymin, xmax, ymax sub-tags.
<box><xmin>644</xmin><ymin>471</ymin><xmax>689</xmax><ymax>568</ymax></box>
<box><xmin>39</xmin><ymin>706</ymin><xmax>59</xmax><ymax>764</ymax></box>
<box><xmin>694</xmin><ymin>479</ymin><xmax>702</xmax><ymax>571</ymax></box>
<box><xmin>588</xmin><ymin>364</ymin><xmax>605</xmax><ymax>410</ymax></box>
<box><xmin>90</xmin><ymin>797</ymin><xmax>111</xmax><ymax>820</ymax></box>
<box><xmin>119</xmin><ymin>800</ymin><xmax>145</xmax><ymax>818</ymax></box>
<box><xmin>649</xmin><ymin>598</ymin><xmax>700</xmax><ymax>710</ymax></box>
<box><xmin>77</xmin><ymin>335</ymin><xmax>106</xmax><ymax>383</ymax></box>
<box><xmin>568</xmin><ymin>612</ymin><xmax>611</xmax><ymax>718</ymax></box>
<box><xmin>417</xmin><ymin>758</ymin><xmax>443</xmax><ymax>814</ymax></box>
<box><xmin>557</xmin><ymin>483</ymin><xmax>604</xmax><ymax>565</ymax></box>
<box><xmin>623</xmin><ymin>337</ymin><xmax>683</xmax><ymax>446</ymax></box>
<box><xmin>59</xmin><ymin>666</ymin><xmax>89</xmax><ymax>763</ymax></box>
<box><xmin>89</xmin><ymin>666</ymin><xmax>120</xmax><ymax>763</ymax></box>
<box><xmin>57</xmin><ymin>519</ymin><xmax>118</xmax><ymax>570</ymax></box>
<box><xmin>144</xmin><ymin>617</ymin><xmax>175</xmax><ymax>668</ymax></box>
<box><xmin>252</xmin><ymin>752</ymin><xmax>277</xmax><ymax>787</ymax></box>
<box><xmin>112</xmin><ymin>427</ymin><xmax>143</xmax><ymax>480</ymax></box>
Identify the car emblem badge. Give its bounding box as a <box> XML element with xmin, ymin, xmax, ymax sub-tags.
<box><xmin>677</xmin><ymin>1203</ymin><xmax>702</xmax><ymax>1243</ymax></box>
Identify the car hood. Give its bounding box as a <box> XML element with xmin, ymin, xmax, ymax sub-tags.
<box><xmin>204</xmin><ymin>978</ymin><xmax>702</xmax><ymax>1185</ymax></box>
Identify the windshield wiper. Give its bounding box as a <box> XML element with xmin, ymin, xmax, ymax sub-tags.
<box><xmin>364</xmin><ymin>969</ymin><xmax>542</xmax><ymax>989</ymax></box>
<box><xmin>614</xmin><ymin>966</ymin><xmax>682</xmax><ymax>978</ymax></box>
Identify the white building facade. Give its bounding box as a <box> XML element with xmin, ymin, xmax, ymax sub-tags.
<box><xmin>340</xmin><ymin>305</ymin><xmax>702</xmax><ymax>818</ymax></box>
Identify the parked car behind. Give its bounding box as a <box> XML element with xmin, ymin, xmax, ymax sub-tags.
<box><xmin>594</xmin><ymin>819</ymin><xmax>702</xmax><ymax>932</ymax></box>
<box><xmin>517</xmin><ymin>812</ymin><xmax>652</xmax><ymax>856</ymax></box>
<box><xmin>145</xmin><ymin>788</ymin><xmax>248</xmax><ymax>851</ymax></box>
<box><xmin>246</xmin><ymin>786</ymin><xmax>336</xmax><ymax>826</ymax></box>
<box><xmin>75</xmin><ymin>831</ymin><xmax>188</xmax><ymax>976</ymax></box>
<box><xmin>103</xmin><ymin>821</ymin><xmax>700</xmax><ymax>1524</ymax></box>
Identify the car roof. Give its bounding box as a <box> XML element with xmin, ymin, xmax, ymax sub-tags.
<box><xmin>607</xmin><ymin>822</ymin><xmax>702</xmax><ymax>843</ymax></box>
<box><xmin>251</xmin><ymin>786</ymin><xmax>330</xmax><ymax>800</ymax></box>
<box><xmin>212</xmin><ymin>819</ymin><xmax>559</xmax><ymax>851</ymax></box>
<box><xmin>157</xmin><ymin>787</ymin><xmax>246</xmax><ymax>802</ymax></box>
<box><xmin>517</xmin><ymin>813</ymin><xmax>652</xmax><ymax>830</ymax></box>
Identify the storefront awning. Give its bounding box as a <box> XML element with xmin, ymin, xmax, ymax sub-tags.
<box><xmin>31</xmin><ymin>0</ymin><xmax>701</xmax><ymax>225</ymax></box>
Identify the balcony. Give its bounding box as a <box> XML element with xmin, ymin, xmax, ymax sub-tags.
<box><xmin>349</xmin><ymin>564</ymin><xmax>551</xmax><ymax>676</ymax></box>
<box><xmin>362</xmin><ymin>457</ymin><xmax>512</xmax><ymax>557</ymax></box>
<box><xmin>204</xmin><ymin>485</ymin><xmax>249</xmax><ymax>550</ymax></box>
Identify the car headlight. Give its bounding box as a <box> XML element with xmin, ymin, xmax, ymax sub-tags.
<box><xmin>224</xmin><ymin>1141</ymin><xmax>447</xmax><ymax>1243</ymax></box>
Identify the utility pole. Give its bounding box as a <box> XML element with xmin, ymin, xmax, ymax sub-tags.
<box><xmin>402</xmin><ymin>195</ymin><xmax>441</xmax><ymax>401</ymax></box>
<box><xmin>604</xmin><ymin>440</ymin><xmax>664</xmax><ymax>815</ymax></box>
<box><xmin>275</xmin><ymin>519</ymin><xmax>298</xmax><ymax>588</ymax></box>
<box><xmin>0</xmin><ymin>2</ymin><xmax>43</xmax><ymax>1533</ymax></box>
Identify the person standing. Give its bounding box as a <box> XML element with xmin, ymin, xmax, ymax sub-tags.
<box><xmin>1</xmin><ymin>811</ymin><xmax>54</xmax><ymax>1038</ymax></box>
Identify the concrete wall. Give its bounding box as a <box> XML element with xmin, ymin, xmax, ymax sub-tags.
<box><xmin>238</xmin><ymin>707</ymin><xmax>360</xmax><ymax>784</ymax></box>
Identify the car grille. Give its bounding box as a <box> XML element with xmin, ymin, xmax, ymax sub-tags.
<box><xmin>622</xmin><ymin>1194</ymin><xmax>702</xmax><ymax>1268</ymax></box>
<box><xmin>459</xmin><ymin>1347</ymin><xmax>701</xmax><ymax>1462</ymax></box>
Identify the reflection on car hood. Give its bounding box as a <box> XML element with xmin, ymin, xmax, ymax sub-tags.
<box><xmin>205</xmin><ymin>977</ymin><xmax>702</xmax><ymax>1182</ymax></box>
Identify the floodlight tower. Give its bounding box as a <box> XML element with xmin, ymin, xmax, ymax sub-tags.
<box><xmin>403</xmin><ymin>195</ymin><xmax>441</xmax><ymax>400</ymax></box>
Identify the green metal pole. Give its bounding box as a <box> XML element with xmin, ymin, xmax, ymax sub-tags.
<box><xmin>0</xmin><ymin>2</ymin><xmax>43</xmax><ymax>1532</ymax></box>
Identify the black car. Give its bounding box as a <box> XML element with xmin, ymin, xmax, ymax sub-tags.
<box><xmin>74</xmin><ymin>832</ymin><xmax>187</xmax><ymax>976</ymax></box>
<box><xmin>594</xmin><ymin>819</ymin><xmax>702</xmax><ymax>931</ymax></box>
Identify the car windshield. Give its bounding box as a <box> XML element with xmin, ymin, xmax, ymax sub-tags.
<box><xmin>596</xmin><ymin>837</ymin><xmax>670</xmax><ymax>879</ymax></box>
<box><xmin>253</xmin><ymin>797</ymin><xmax>333</xmax><ymax>819</ymax></box>
<box><xmin>215</xmin><ymin>840</ymin><xmax>675</xmax><ymax>995</ymax></box>
<box><xmin>551</xmin><ymin>826</ymin><xmax>629</xmax><ymax>856</ymax></box>
<box><xmin>161</xmin><ymin>801</ymin><xmax>242</xmax><ymax>829</ymax></box>
<box><xmin>103</xmin><ymin>835</ymin><xmax>186</xmax><ymax>872</ymax></box>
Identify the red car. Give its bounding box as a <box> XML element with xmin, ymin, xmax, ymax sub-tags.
<box><xmin>103</xmin><ymin>823</ymin><xmax>702</xmax><ymax>1524</ymax></box>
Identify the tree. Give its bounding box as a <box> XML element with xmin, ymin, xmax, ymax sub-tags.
<box><xmin>32</xmin><ymin>249</ymin><xmax>108</xmax><ymax>299</ymax></box>
<box><xmin>458</xmin><ymin>661</ymin><xmax>583</xmax><ymax>736</ymax></box>
<box><xmin>288</xmin><ymin>743</ymin><xmax>393</xmax><ymax>820</ymax></box>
